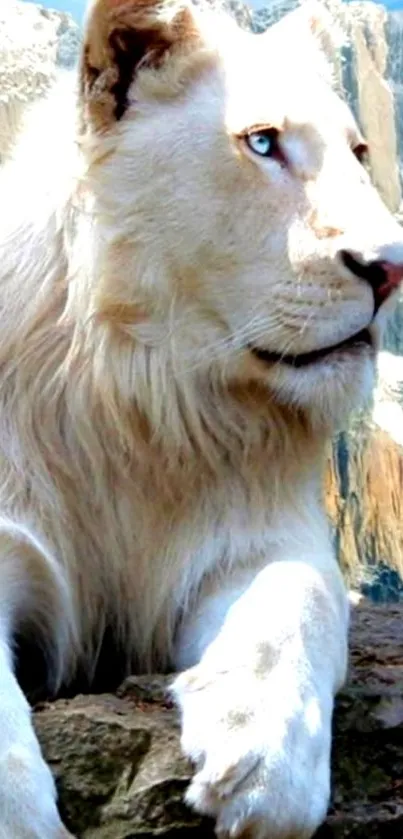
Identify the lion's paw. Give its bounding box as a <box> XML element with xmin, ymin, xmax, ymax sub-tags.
<box><xmin>173</xmin><ymin>666</ymin><xmax>332</xmax><ymax>839</ymax></box>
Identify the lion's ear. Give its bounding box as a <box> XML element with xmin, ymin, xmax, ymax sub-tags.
<box><xmin>80</xmin><ymin>0</ymin><xmax>198</xmax><ymax>127</ymax></box>
<box><xmin>265</xmin><ymin>1</ymin><xmax>345</xmax><ymax>88</ymax></box>
<box><xmin>268</xmin><ymin>0</ymin><xmax>344</xmax><ymax>47</ymax></box>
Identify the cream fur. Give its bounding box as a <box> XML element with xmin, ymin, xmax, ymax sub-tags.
<box><xmin>0</xmin><ymin>1</ymin><xmax>402</xmax><ymax>837</ymax></box>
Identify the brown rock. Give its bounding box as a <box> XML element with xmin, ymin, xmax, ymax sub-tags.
<box><xmin>33</xmin><ymin>602</ymin><xmax>403</xmax><ymax>838</ymax></box>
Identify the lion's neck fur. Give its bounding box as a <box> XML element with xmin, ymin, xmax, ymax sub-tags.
<box><xmin>0</xmin><ymin>77</ymin><xmax>331</xmax><ymax>681</ymax></box>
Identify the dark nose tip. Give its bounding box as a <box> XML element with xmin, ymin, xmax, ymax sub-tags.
<box><xmin>339</xmin><ymin>249</ymin><xmax>403</xmax><ymax>313</ymax></box>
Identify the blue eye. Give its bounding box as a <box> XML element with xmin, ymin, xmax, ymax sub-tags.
<box><xmin>245</xmin><ymin>128</ymin><xmax>281</xmax><ymax>159</ymax></box>
<box><xmin>247</xmin><ymin>133</ymin><xmax>272</xmax><ymax>155</ymax></box>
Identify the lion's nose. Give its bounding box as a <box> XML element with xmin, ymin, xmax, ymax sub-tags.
<box><xmin>339</xmin><ymin>249</ymin><xmax>403</xmax><ymax>314</ymax></box>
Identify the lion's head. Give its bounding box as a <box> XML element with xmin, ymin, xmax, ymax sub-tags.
<box><xmin>75</xmin><ymin>0</ymin><xmax>403</xmax><ymax>434</ymax></box>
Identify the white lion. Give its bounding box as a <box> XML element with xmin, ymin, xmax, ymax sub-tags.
<box><xmin>0</xmin><ymin>0</ymin><xmax>402</xmax><ymax>837</ymax></box>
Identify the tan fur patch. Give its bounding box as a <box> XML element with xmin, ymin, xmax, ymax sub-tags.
<box><xmin>81</xmin><ymin>0</ymin><xmax>200</xmax><ymax>127</ymax></box>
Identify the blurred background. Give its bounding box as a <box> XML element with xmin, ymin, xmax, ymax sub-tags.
<box><xmin>19</xmin><ymin>0</ymin><xmax>403</xmax><ymax>18</ymax></box>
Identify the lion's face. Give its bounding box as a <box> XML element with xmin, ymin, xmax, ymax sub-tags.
<box><xmin>81</xmin><ymin>0</ymin><xmax>403</xmax><ymax>427</ymax></box>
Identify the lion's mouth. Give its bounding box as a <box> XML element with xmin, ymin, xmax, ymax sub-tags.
<box><xmin>249</xmin><ymin>327</ymin><xmax>373</xmax><ymax>368</ymax></box>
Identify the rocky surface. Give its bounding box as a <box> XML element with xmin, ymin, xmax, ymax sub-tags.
<box><xmin>0</xmin><ymin>0</ymin><xmax>79</xmax><ymax>161</ymax></box>
<box><xmin>33</xmin><ymin>602</ymin><xmax>403</xmax><ymax>838</ymax></box>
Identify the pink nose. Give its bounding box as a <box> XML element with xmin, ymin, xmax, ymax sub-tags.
<box><xmin>339</xmin><ymin>250</ymin><xmax>403</xmax><ymax>312</ymax></box>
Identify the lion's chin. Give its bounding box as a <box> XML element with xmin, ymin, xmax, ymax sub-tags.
<box><xmin>262</xmin><ymin>347</ymin><xmax>376</xmax><ymax>433</ymax></box>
